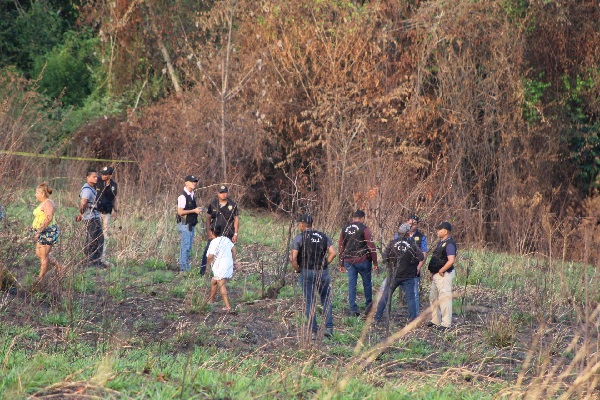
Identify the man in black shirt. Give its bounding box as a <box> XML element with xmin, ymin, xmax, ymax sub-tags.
<box><xmin>291</xmin><ymin>214</ymin><xmax>337</xmax><ymax>339</ymax></box>
<box><xmin>201</xmin><ymin>185</ymin><xmax>240</xmax><ymax>275</ymax></box>
<box><xmin>338</xmin><ymin>210</ymin><xmax>379</xmax><ymax>316</ymax></box>
<box><xmin>96</xmin><ymin>166</ymin><xmax>118</xmax><ymax>265</ymax></box>
<box><xmin>374</xmin><ymin>223</ymin><xmax>423</xmax><ymax>322</ymax></box>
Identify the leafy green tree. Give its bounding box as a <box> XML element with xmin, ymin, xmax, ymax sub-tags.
<box><xmin>0</xmin><ymin>0</ymin><xmax>64</xmax><ymax>74</ymax></box>
<box><xmin>32</xmin><ymin>30</ymin><xmax>99</xmax><ymax>107</ymax></box>
<box><xmin>562</xmin><ymin>74</ymin><xmax>600</xmax><ymax>194</ymax></box>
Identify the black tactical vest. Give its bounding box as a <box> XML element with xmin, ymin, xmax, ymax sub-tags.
<box><xmin>411</xmin><ymin>229</ymin><xmax>425</xmax><ymax>248</ymax></box>
<box><xmin>389</xmin><ymin>238</ymin><xmax>410</xmax><ymax>257</ymax></box>
<box><xmin>341</xmin><ymin>222</ymin><xmax>370</xmax><ymax>259</ymax></box>
<box><xmin>209</xmin><ymin>199</ymin><xmax>238</xmax><ymax>238</ymax></box>
<box><xmin>387</xmin><ymin>238</ymin><xmax>421</xmax><ymax>280</ymax></box>
<box><xmin>96</xmin><ymin>179</ymin><xmax>117</xmax><ymax>214</ymax></box>
<box><xmin>428</xmin><ymin>237</ymin><xmax>456</xmax><ymax>273</ymax></box>
<box><xmin>176</xmin><ymin>190</ymin><xmax>198</xmax><ymax>226</ymax></box>
<box><xmin>297</xmin><ymin>230</ymin><xmax>329</xmax><ymax>270</ymax></box>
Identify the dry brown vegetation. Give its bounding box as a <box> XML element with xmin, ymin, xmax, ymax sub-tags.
<box><xmin>2</xmin><ymin>2</ymin><xmax>600</xmax><ymax>262</ymax></box>
<box><xmin>78</xmin><ymin>1</ymin><xmax>600</xmax><ymax>263</ymax></box>
<box><xmin>2</xmin><ymin>1</ymin><xmax>600</xmax><ymax>398</ymax></box>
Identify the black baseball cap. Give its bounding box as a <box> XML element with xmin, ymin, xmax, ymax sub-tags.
<box><xmin>408</xmin><ymin>214</ymin><xmax>420</xmax><ymax>222</ymax></box>
<box><xmin>353</xmin><ymin>209</ymin><xmax>366</xmax><ymax>218</ymax></box>
<box><xmin>297</xmin><ymin>214</ymin><xmax>313</xmax><ymax>224</ymax></box>
<box><xmin>218</xmin><ymin>185</ymin><xmax>228</xmax><ymax>193</ymax></box>
<box><xmin>185</xmin><ymin>175</ymin><xmax>199</xmax><ymax>182</ymax></box>
<box><xmin>435</xmin><ymin>221</ymin><xmax>452</xmax><ymax>231</ymax></box>
<box><xmin>100</xmin><ymin>166</ymin><xmax>114</xmax><ymax>175</ymax></box>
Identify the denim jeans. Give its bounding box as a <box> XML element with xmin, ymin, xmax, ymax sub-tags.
<box><xmin>178</xmin><ymin>223</ymin><xmax>195</xmax><ymax>271</ymax></box>
<box><xmin>375</xmin><ymin>277</ymin><xmax>418</xmax><ymax>321</ymax></box>
<box><xmin>345</xmin><ymin>259</ymin><xmax>373</xmax><ymax>313</ymax></box>
<box><xmin>414</xmin><ymin>275</ymin><xmax>421</xmax><ymax>316</ymax></box>
<box><xmin>84</xmin><ymin>217</ymin><xmax>104</xmax><ymax>265</ymax></box>
<box><xmin>299</xmin><ymin>269</ymin><xmax>334</xmax><ymax>334</ymax></box>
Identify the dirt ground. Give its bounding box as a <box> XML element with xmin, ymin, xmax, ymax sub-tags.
<box><xmin>1</xmin><ymin>264</ymin><xmax>582</xmax><ymax>388</ymax></box>
<box><xmin>1</xmin><ymin>228</ymin><xmax>596</xmax><ymax>397</ymax></box>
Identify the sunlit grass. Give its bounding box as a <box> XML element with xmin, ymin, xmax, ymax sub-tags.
<box><xmin>1</xmin><ymin>193</ymin><xmax>598</xmax><ymax>399</ymax></box>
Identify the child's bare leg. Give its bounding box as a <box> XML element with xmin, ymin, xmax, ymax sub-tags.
<box><xmin>218</xmin><ymin>280</ymin><xmax>230</xmax><ymax>310</ymax></box>
<box><xmin>208</xmin><ymin>279</ymin><xmax>218</xmax><ymax>303</ymax></box>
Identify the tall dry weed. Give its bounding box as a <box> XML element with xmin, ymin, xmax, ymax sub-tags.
<box><xmin>0</xmin><ymin>70</ymin><xmax>60</xmax><ymax>190</ymax></box>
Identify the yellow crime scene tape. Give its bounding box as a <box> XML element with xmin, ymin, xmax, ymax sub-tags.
<box><xmin>0</xmin><ymin>150</ymin><xmax>136</xmax><ymax>163</ymax></box>
<box><xmin>0</xmin><ymin>150</ymin><xmax>245</xmax><ymax>190</ymax></box>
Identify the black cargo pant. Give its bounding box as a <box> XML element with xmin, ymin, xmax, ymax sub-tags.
<box><xmin>84</xmin><ymin>217</ymin><xmax>104</xmax><ymax>266</ymax></box>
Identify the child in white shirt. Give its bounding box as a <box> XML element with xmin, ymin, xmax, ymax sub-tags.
<box><xmin>207</xmin><ymin>225</ymin><xmax>236</xmax><ymax>311</ymax></box>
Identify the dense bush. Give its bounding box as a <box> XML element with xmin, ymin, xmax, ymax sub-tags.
<box><xmin>0</xmin><ymin>0</ymin><xmax>64</xmax><ymax>74</ymax></box>
<box><xmin>33</xmin><ymin>30</ymin><xmax>100</xmax><ymax>107</ymax></box>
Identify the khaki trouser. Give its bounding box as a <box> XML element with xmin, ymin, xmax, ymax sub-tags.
<box><xmin>100</xmin><ymin>213</ymin><xmax>111</xmax><ymax>262</ymax></box>
<box><xmin>430</xmin><ymin>269</ymin><xmax>454</xmax><ymax>327</ymax></box>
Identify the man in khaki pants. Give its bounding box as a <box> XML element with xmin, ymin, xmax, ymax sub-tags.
<box><xmin>427</xmin><ymin>222</ymin><xmax>457</xmax><ymax>330</ymax></box>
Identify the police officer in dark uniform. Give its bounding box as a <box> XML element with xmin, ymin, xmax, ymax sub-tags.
<box><xmin>96</xmin><ymin>166</ymin><xmax>118</xmax><ymax>265</ymax></box>
<box><xmin>338</xmin><ymin>210</ymin><xmax>379</xmax><ymax>316</ymax></box>
<box><xmin>201</xmin><ymin>185</ymin><xmax>240</xmax><ymax>275</ymax></box>
<box><xmin>177</xmin><ymin>175</ymin><xmax>202</xmax><ymax>272</ymax></box>
<box><xmin>291</xmin><ymin>214</ymin><xmax>337</xmax><ymax>340</ymax></box>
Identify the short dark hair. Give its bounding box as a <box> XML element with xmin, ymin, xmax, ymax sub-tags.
<box><xmin>212</xmin><ymin>224</ymin><xmax>223</xmax><ymax>237</ymax></box>
<box><xmin>297</xmin><ymin>214</ymin><xmax>313</xmax><ymax>225</ymax></box>
<box><xmin>86</xmin><ymin>168</ymin><xmax>97</xmax><ymax>177</ymax></box>
<box><xmin>353</xmin><ymin>209</ymin><xmax>366</xmax><ymax>218</ymax></box>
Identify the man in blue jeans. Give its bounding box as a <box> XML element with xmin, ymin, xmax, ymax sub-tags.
<box><xmin>395</xmin><ymin>215</ymin><xmax>428</xmax><ymax>315</ymax></box>
<box><xmin>176</xmin><ymin>175</ymin><xmax>202</xmax><ymax>272</ymax></box>
<box><xmin>338</xmin><ymin>210</ymin><xmax>379</xmax><ymax>316</ymax></box>
<box><xmin>374</xmin><ymin>223</ymin><xmax>424</xmax><ymax>322</ymax></box>
<box><xmin>291</xmin><ymin>214</ymin><xmax>337</xmax><ymax>340</ymax></box>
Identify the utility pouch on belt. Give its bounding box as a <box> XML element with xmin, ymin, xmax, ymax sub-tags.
<box><xmin>428</xmin><ymin>257</ymin><xmax>442</xmax><ymax>273</ymax></box>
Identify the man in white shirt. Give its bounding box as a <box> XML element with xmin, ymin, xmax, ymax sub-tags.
<box><xmin>176</xmin><ymin>175</ymin><xmax>202</xmax><ymax>272</ymax></box>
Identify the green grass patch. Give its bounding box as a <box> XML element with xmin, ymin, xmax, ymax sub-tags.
<box><xmin>1</xmin><ymin>196</ymin><xmax>597</xmax><ymax>399</ymax></box>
